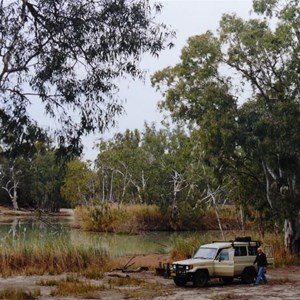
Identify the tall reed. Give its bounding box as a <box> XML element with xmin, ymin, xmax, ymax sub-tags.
<box><xmin>0</xmin><ymin>237</ymin><xmax>108</xmax><ymax>276</ymax></box>
<box><xmin>76</xmin><ymin>204</ymin><xmax>170</xmax><ymax>233</ymax></box>
<box><xmin>75</xmin><ymin>203</ymin><xmax>210</xmax><ymax>233</ymax></box>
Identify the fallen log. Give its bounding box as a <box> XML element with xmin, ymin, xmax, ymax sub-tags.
<box><xmin>107</xmin><ymin>273</ymin><xmax>130</xmax><ymax>278</ymax></box>
<box><xmin>122</xmin><ymin>266</ymin><xmax>149</xmax><ymax>273</ymax></box>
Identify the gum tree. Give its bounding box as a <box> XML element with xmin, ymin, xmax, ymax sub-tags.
<box><xmin>61</xmin><ymin>159</ymin><xmax>96</xmax><ymax>207</ymax></box>
<box><xmin>152</xmin><ymin>0</ymin><xmax>300</xmax><ymax>254</ymax></box>
<box><xmin>221</xmin><ymin>0</ymin><xmax>300</xmax><ymax>254</ymax></box>
<box><xmin>0</xmin><ymin>0</ymin><xmax>174</xmax><ymax>155</ymax></box>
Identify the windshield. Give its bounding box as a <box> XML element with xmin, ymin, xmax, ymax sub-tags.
<box><xmin>194</xmin><ymin>247</ymin><xmax>218</xmax><ymax>259</ymax></box>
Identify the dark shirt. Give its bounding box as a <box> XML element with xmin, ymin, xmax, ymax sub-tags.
<box><xmin>254</xmin><ymin>252</ymin><xmax>267</xmax><ymax>267</ymax></box>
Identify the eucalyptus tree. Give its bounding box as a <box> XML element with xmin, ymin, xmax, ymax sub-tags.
<box><xmin>0</xmin><ymin>158</ymin><xmax>21</xmax><ymax>209</ymax></box>
<box><xmin>95</xmin><ymin>129</ymin><xmax>142</xmax><ymax>203</ymax></box>
<box><xmin>0</xmin><ymin>0</ymin><xmax>174</xmax><ymax>156</ymax></box>
<box><xmin>152</xmin><ymin>0</ymin><xmax>300</xmax><ymax>253</ymax></box>
<box><xmin>96</xmin><ymin>124</ymin><xmax>182</xmax><ymax>207</ymax></box>
<box><xmin>0</xmin><ymin>155</ymin><xmax>34</xmax><ymax>209</ymax></box>
<box><xmin>61</xmin><ymin>159</ymin><xmax>96</xmax><ymax>207</ymax></box>
<box><xmin>95</xmin><ymin>126</ymin><xmax>168</xmax><ymax>204</ymax></box>
<box><xmin>221</xmin><ymin>0</ymin><xmax>300</xmax><ymax>253</ymax></box>
<box><xmin>152</xmin><ymin>32</ymin><xmax>238</xmax><ymax>233</ymax></box>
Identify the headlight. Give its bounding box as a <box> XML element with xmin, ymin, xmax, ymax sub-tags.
<box><xmin>186</xmin><ymin>265</ymin><xmax>193</xmax><ymax>270</ymax></box>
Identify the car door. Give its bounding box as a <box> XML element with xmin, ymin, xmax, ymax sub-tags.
<box><xmin>214</xmin><ymin>248</ymin><xmax>235</xmax><ymax>277</ymax></box>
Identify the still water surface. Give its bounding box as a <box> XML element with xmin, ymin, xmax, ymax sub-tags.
<box><xmin>0</xmin><ymin>215</ymin><xmax>201</xmax><ymax>257</ymax></box>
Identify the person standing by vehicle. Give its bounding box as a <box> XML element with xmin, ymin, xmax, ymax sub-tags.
<box><xmin>253</xmin><ymin>247</ymin><xmax>267</xmax><ymax>285</ymax></box>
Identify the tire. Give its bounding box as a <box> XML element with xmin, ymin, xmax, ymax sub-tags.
<box><xmin>174</xmin><ymin>278</ymin><xmax>187</xmax><ymax>287</ymax></box>
<box><xmin>241</xmin><ymin>267</ymin><xmax>255</xmax><ymax>284</ymax></box>
<box><xmin>193</xmin><ymin>270</ymin><xmax>209</xmax><ymax>287</ymax></box>
<box><xmin>222</xmin><ymin>277</ymin><xmax>233</xmax><ymax>284</ymax></box>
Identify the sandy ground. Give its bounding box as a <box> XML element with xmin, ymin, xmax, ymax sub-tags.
<box><xmin>0</xmin><ymin>254</ymin><xmax>299</xmax><ymax>299</ymax></box>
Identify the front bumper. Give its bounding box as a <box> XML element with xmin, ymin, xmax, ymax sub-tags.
<box><xmin>170</xmin><ymin>268</ymin><xmax>194</xmax><ymax>281</ymax></box>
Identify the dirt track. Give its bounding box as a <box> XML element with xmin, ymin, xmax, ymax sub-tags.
<box><xmin>0</xmin><ymin>261</ymin><xmax>299</xmax><ymax>299</ymax></box>
<box><xmin>155</xmin><ymin>266</ymin><xmax>300</xmax><ymax>300</ymax></box>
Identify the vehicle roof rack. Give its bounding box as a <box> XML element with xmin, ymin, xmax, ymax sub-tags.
<box><xmin>235</xmin><ymin>236</ymin><xmax>251</xmax><ymax>242</ymax></box>
<box><xmin>212</xmin><ymin>237</ymin><xmax>261</xmax><ymax>247</ymax></box>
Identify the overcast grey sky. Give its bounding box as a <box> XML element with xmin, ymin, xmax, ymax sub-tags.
<box><xmin>83</xmin><ymin>0</ymin><xmax>253</xmax><ymax>161</ymax></box>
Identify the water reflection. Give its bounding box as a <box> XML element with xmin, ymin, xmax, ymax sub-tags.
<box><xmin>0</xmin><ymin>216</ymin><xmax>200</xmax><ymax>257</ymax></box>
<box><xmin>0</xmin><ymin>216</ymin><xmax>71</xmax><ymax>247</ymax></box>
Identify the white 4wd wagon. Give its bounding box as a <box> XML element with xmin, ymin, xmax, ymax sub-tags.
<box><xmin>170</xmin><ymin>237</ymin><xmax>274</xmax><ymax>287</ymax></box>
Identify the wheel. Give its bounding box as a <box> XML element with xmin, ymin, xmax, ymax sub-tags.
<box><xmin>173</xmin><ymin>278</ymin><xmax>187</xmax><ymax>287</ymax></box>
<box><xmin>193</xmin><ymin>270</ymin><xmax>208</xmax><ymax>287</ymax></box>
<box><xmin>241</xmin><ymin>267</ymin><xmax>255</xmax><ymax>284</ymax></box>
<box><xmin>222</xmin><ymin>277</ymin><xmax>233</xmax><ymax>284</ymax></box>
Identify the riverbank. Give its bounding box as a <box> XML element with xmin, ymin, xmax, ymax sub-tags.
<box><xmin>0</xmin><ymin>205</ymin><xmax>73</xmax><ymax>217</ymax></box>
<box><xmin>0</xmin><ymin>254</ymin><xmax>299</xmax><ymax>299</ymax></box>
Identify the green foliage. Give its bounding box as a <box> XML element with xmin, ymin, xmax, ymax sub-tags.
<box><xmin>0</xmin><ymin>152</ymin><xmax>65</xmax><ymax>210</ymax></box>
<box><xmin>0</xmin><ymin>0</ymin><xmax>174</xmax><ymax>154</ymax></box>
<box><xmin>30</xmin><ymin>152</ymin><xmax>65</xmax><ymax>211</ymax></box>
<box><xmin>95</xmin><ymin>123</ymin><xmax>193</xmax><ymax>207</ymax></box>
<box><xmin>61</xmin><ymin>159</ymin><xmax>96</xmax><ymax>206</ymax></box>
<box><xmin>152</xmin><ymin>0</ymin><xmax>300</xmax><ymax>253</ymax></box>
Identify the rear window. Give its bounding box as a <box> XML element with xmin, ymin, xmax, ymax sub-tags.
<box><xmin>248</xmin><ymin>246</ymin><xmax>257</xmax><ymax>256</ymax></box>
<box><xmin>234</xmin><ymin>246</ymin><xmax>247</xmax><ymax>256</ymax></box>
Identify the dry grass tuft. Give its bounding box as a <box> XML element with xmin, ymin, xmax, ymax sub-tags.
<box><xmin>108</xmin><ymin>276</ymin><xmax>146</xmax><ymax>287</ymax></box>
<box><xmin>0</xmin><ymin>288</ymin><xmax>41</xmax><ymax>300</ymax></box>
<box><xmin>49</xmin><ymin>276</ymin><xmax>106</xmax><ymax>297</ymax></box>
<box><xmin>212</xmin><ymin>293</ymin><xmax>235</xmax><ymax>300</ymax></box>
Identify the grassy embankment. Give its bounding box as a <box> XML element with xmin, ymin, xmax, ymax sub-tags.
<box><xmin>0</xmin><ymin>238</ymin><xmax>110</xmax><ymax>277</ymax></box>
<box><xmin>76</xmin><ymin>204</ymin><xmax>300</xmax><ymax>267</ymax></box>
<box><xmin>0</xmin><ymin>203</ymin><xmax>299</xmax><ymax>299</ymax></box>
<box><xmin>74</xmin><ymin>203</ymin><xmax>238</xmax><ymax>233</ymax></box>
<box><xmin>0</xmin><ymin>204</ymin><xmax>299</xmax><ymax>277</ymax></box>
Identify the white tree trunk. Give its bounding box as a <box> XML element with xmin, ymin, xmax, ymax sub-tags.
<box><xmin>284</xmin><ymin>219</ymin><xmax>294</xmax><ymax>254</ymax></box>
<box><xmin>11</xmin><ymin>192</ymin><xmax>18</xmax><ymax>210</ymax></box>
<box><xmin>284</xmin><ymin>217</ymin><xmax>300</xmax><ymax>255</ymax></box>
<box><xmin>2</xmin><ymin>179</ymin><xmax>19</xmax><ymax>210</ymax></box>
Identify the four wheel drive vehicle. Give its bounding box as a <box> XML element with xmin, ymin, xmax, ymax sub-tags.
<box><xmin>170</xmin><ymin>237</ymin><xmax>274</xmax><ymax>287</ymax></box>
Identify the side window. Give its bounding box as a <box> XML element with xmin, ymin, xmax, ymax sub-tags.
<box><xmin>234</xmin><ymin>246</ymin><xmax>247</xmax><ymax>256</ymax></box>
<box><xmin>219</xmin><ymin>249</ymin><xmax>229</xmax><ymax>261</ymax></box>
<box><xmin>248</xmin><ymin>246</ymin><xmax>257</xmax><ymax>256</ymax></box>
